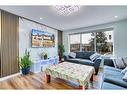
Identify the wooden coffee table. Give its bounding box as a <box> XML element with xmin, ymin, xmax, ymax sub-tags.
<box><xmin>44</xmin><ymin>62</ymin><xmax>95</xmax><ymax>90</ymax></box>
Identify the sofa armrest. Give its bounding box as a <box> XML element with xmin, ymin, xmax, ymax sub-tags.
<box><xmin>94</xmin><ymin>57</ymin><xmax>102</xmax><ymax>75</ymax></box>
<box><xmin>64</xmin><ymin>55</ymin><xmax>69</xmax><ymax>61</ymax></box>
<box><xmin>104</xmin><ymin>59</ymin><xmax>114</xmax><ymax>67</ymax></box>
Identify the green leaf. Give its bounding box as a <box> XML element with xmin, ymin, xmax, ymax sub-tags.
<box><xmin>19</xmin><ymin>49</ymin><xmax>32</xmax><ymax>69</ymax></box>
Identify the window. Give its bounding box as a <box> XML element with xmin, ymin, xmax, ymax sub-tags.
<box><xmin>70</xmin><ymin>34</ymin><xmax>80</xmax><ymax>52</ymax></box>
<box><xmin>81</xmin><ymin>33</ymin><xmax>94</xmax><ymax>51</ymax></box>
<box><xmin>69</xmin><ymin>30</ymin><xmax>113</xmax><ymax>55</ymax></box>
<box><xmin>96</xmin><ymin>31</ymin><xmax>113</xmax><ymax>55</ymax></box>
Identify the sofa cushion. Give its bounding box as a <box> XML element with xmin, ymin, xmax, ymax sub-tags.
<box><xmin>104</xmin><ymin>69</ymin><xmax>122</xmax><ymax>76</ymax></box>
<box><xmin>103</xmin><ymin>72</ymin><xmax>127</xmax><ymax>88</ymax></box>
<box><xmin>75</xmin><ymin>52</ymin><xmax>85</xmax><ymax>59</ymax></box>
<box><xmin>104</xmin><ymin>66</ymin><xmax>122</xmax><ymax>73</ymax></box>
<box><xmin>67</xmin><ymin>58</ymin><xmax>80</xmax><ymax>63</ymax></box>
<box><xmin>75</xmin><ymin>51</ymin><xmax>95</xmax><ymax>59</ymax></box>
<box><xmin>101</xmin><ymin>82</ymin><xmax>126</xmax><ymax>90</ymax></box>
<box><xmin>104</xmin><ymin>59</ymin><xmax>114</xmax><ymax>67</ymax></box>
<box><xmin>78</xmin><ymin>59</ymin><xmax>94</xmax><ymax>66</ymax></box>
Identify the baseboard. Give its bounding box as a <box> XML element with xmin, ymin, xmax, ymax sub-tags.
<box><xmin>0</xmin><ymin>72</ymin><xmax>21</xmax><ymax>81</ymax></box>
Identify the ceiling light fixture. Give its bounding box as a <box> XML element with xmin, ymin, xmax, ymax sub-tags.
<box><xmin>53</xmin><ymin>5</ymin><xmax>81</xmax><ymax>16</ymax></box>
<box><xmin>114</xmin><ymin>16</ymin><xmax>118</xmax><ymax>18</ymax></box>
<box><xmin>40</xmin><ymin>17</ymin><xmax>43</xmax><ymax>19</ymax></box>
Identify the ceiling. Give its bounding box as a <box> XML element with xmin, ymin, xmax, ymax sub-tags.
<box><xmin>0</xmin><ymin>6</ymin><xmax>127</xmax><ymax>31</ymax></box>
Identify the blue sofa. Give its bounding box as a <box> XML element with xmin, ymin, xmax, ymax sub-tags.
<box><xmin>101</xmin><ymin>59</ymin><xmax>127</xmax><ymax>89</ymax></box>
<box><xmin>64</xmin><ymin>51</ymin><xmax>102</xmax><ymax>75</ymax></box>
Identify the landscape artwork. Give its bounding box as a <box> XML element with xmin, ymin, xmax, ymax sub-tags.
<box><xmin>31</xmin><ymin>29</ymin><xmax>55</xmax><ymax>47</ymax></box>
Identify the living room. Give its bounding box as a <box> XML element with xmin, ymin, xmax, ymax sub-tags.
<box><xmin>0</xmin><ymin>2</ymin><xmax>127</xmax><ymax>95</ymax></box>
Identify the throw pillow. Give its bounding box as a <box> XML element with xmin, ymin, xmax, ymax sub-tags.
<box><xmin>89</xmin><ymin>53</ymin><xmax>100</xmax><ymax>61</ymax></box>
<box><xmin>122</xmin><ymin>57</ymin><xmax>127</xmax><ymax>66</ymax></box>
<box><xmin>68</xmin><ymin>52</ymin><xmax>76</xmax><ymax>58</ymax></box>
<box><xmin>113</xmin><ymin>57</ymin><xmax>126</xmax><ymax>69</ymax></box>
<box><xmin>123</xmin><ymin>72</ymin><xmax>127</xmax><ymax>82</ymax></box>
<box><xmin>121</xmin><ymin>67</ymin><xmax>127</xmax><ymax>74</ymax></box>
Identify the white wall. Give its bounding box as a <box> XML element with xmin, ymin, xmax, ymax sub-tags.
<box><xmin>63</xmin><ymin>19</ymin><xmax>127</xmax><ymax>58</ymax></box>
<box><xmin>113</xmin><ymin>20</ymin><xmax>127</xmax><ymax>57</ymax></box>
<box><xmin>19</xmin><ymin>18</ymin><xmax>58</xmax><ymax>61</ymax></box>
<box><xmin>0</xmin><ymin>10</ymin><xmax>1</xmax><ymax>40</ymax></box>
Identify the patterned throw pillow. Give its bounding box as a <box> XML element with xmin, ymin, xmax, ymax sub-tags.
<box><xmin>121</xmin><ymin>67</ymin><xmax>127</xmax><ymax>74</ymax></box>
<box><xmin>89</xmin><ymin>53</ymin><xmax>100</xmax><ymax>61</ymax></box>
<box><xmin>113</xmin><ymin>57</ymin><xmax>126</xmax><ymax>69</ymax></box>
<box><xmin>122</xmin><ymin>57</ymin><xmax>127</xmax><ymax>66</ymax></box>
<box><xmin>68</xmin><ymin>52</ymin><xmax>76</xmax><ymax>58</ymax></box>
<box><xmin>123</xmin><ymin>72</ymin><xmax>127</xmax><ymax>82</ymax></box>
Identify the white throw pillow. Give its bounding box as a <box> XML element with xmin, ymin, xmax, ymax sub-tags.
<box><xmin>89</xmin><ymin>53</ymin><xmax>100</xmax><ymax>61</ymax></box>
<box><xmin>69</xmin><ymin>52</ymin><xmax>76</xmax><ymax>58</ymax></box>
<box><xmin>113</xmin><ymin>57</ymin><xmax>126</xmax><ymax>69</ymax></box>
<box><xmin>123</xmin><ymin>72</ymin><xmax>127</xmax><ymax>82</ymax></box>
<box><xmin>121</xmin><ymin>67</ymin><xmax>127</xmax><ymax>74</ymax></box>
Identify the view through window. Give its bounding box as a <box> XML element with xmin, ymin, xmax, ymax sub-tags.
<box><xmin>96</xmin><ymin>31</ymin><xmax>113</xmax><ymax>55</ymax></box>
<box><xmin>70</xmin><ymin>34</ymin><xmax>80</xmax><ymax>52</ymax></box>
<box><xmin>81</xmin><ymin>33</ymin><xmax>94</xmax><ymax>51</ymax></box>
<box><xmin>70</xmin><ymin>30</ymin><xmax>113</xmax><ymax>55</ymax></box>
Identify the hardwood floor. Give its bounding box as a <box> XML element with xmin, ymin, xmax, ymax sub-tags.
<box><xmin>0</xmin><ymin>69</ymin><xmax>103</xmax><ymax>90</ymax></box>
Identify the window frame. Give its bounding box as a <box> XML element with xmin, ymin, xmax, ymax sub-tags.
<box><xmin>69</xmin><ymin>29</ymin><xmax>114</xmax><ymax>55</ymax></box>
<box><xmin>69</xmin><ymin>33</ymin><xmax>81</xmax><ymax>52</ymax></box>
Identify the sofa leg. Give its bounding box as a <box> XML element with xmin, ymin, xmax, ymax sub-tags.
<box><xmin>95</xmin><ymin>70</ymin><xmax>98</xmax><ymax>75</ymax></box>
<box><xmin>46</xmin><ymin>74</ymin><xmax>51</xmax><ymax>83</ymax></box>
<box><xmin>90</xmin><ymin>74</ymin><xmax>94</xmax><ymax>81</ymax></box>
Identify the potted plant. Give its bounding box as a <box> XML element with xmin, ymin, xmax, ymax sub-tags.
<box><xmin>58</xmin><ymin>45</ymin><xmax>65</xmax><ymax>62</ymax></box>
<box><xmin>44</xmin><ymin>53</ymin><xmax>48</xmax><ymax>59</ymax></box>
<box><xmin>40</xmin><ymin>51</ymin><xmax>48</xmax><ymax>60</ymax></box>
<box><xmin>19</xmin><ymin>49</ymin><xmax>32</xmax><ymax>75</ymax></box>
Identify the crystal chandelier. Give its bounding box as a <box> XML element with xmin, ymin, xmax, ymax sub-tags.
<box><xmin>54</xmin><ymin>5</ymin><xmax>81</xmax><ymax>16</ymax></box>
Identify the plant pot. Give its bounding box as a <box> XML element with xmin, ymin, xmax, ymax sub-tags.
<box><xmin>44</xmin><ymin>55</ymin><xmax>47</xmax><ymax>60</ymax></box>
<box><xmin>22</xmin><ymin>67</ymin><xmax>30</xmax><ymax>75</ymax></box>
